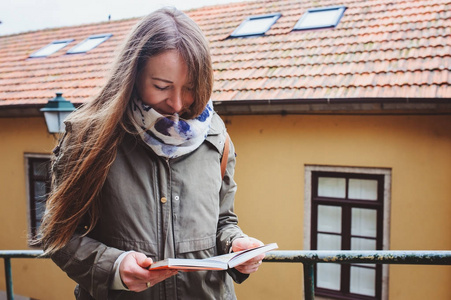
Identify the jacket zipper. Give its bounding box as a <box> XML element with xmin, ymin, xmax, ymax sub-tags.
<box><xmin>164</xmin><ymin>157</ymin><xmax>177</xmax><ymax>258</ymax></box>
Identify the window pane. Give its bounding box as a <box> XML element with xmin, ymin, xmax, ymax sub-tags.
<box><xmin>350</xmin><ymin>266</ymin><xmax>376</xmax><ymax>296</ymax></box>
<box><xmin>28</xmin><ymin>157</ymin><xmax>51</xmax><ymax>240</ymax></box>
<box><xmin>35</xmin><ymin>200</ymin><xmax>46</xmax><ymax>222</ymax></box>
<box><xmin>67</xmin><ymin>35</ymin><xmax>111</xmax><ymax>53</ymax></box>
<box><xmin>351</xmin><ymin>237</ymin><xmax>376</xmax><ymax>250</ymax></box>
<box><xmin>317</xmin><ymin>263</ymin><xmax>341</xmax><ymax>290</ymax></box>
<box><xmin>351</xmin><ymin>237</ymin><xmax>377</xmax><ymax>267</ymax></box>
<box><xmin>349</xmin><ymin>179</ymin><xmax>378</xmax><ymax>200</ymax></box>
<box><xmin>318</xmin><ymin>205</ymin><xmax>342</xmax><ymax>233</ymax></box>
<box><xmin>235</xmin><ymin>18</ymin><xmax>274</xmax><ymax>36</ymax></box>
<box><xmin>301</xmin><ymin>9</ymin><xmax>342</xmax><ymax>28</ymax></box>
<box><xmin>72</xmin><ymin>38</ymin><xmax>103</xmax><ymax>52</ymax></box>
<box><xmin>34</xmin><ymin>181</ymin><xmax>47</xmax><ymax>201</ymax></box>
<box><xmin>33</xmin><ymin>161</ymin><xmax>48</xmax><ymax>177</ymax></box>
<box><xmin>318</xmin><ymin>177</ymin><xmax>346</xmax><ymax>198</ymax></box>
<box><xmin>35</xmin><ymin>220</ymin><xmax>42</xmax><ymax>232</ymax></box>
<box><xmin>30</xmin><ymin>42</ymin><xmax>69</xmax><ymax>57</ymax></box>
<box><xmin>318</xmin><ymin>233</ymin><xmax>341</xmax><ymax>250</ymax></box>
<box><xmin>351</xmin><ymin>208</ymin><xmax>377</xmax><ymax>237</ymax></box>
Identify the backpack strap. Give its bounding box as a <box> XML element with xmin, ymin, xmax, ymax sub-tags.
<box><xmin>220</xmin><ymin>132</ymin><xmax>230</xmax><ymax>179</ymax></box>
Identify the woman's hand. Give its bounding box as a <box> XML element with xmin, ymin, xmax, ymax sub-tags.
<box><xmin>119</xmin><ymin>252</ymin><xmax>178</xmax><ymax>292</ymax></box>
<box><xmin>231</xmin><ymin>236</ymin><xmax>265</xmax><ymax>274</ymax></box>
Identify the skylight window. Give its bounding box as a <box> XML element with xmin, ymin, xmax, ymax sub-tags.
<box><xmin>29</xmin><ymin>39</ymin><xmax>74</xmax><ymax>58</ymax></box>
<box><xmin>67</xmin><ymin>34</ymin><xmax>112</xmax><ymax>54</ymax></box>
<box><xmin>230</xmin><ymin>13</ymin><xmax>281</xmax><ymax>38</ymax></box>
<box><xmin>294</xmin><ymin>6</ymin><xmax>346</xmax><ymax>31</ymax></box>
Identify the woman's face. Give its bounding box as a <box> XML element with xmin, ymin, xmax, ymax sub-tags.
<box><xmin>136</xmin><ymin>50</ymin><xmax>194</xmax><ymax>116</ymax></box>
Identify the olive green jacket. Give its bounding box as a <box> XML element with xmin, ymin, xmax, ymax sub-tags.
<box><xmin>51</xmin><ymin>113</ymin><xmax>248</xmax><ymax>299</ymax></box>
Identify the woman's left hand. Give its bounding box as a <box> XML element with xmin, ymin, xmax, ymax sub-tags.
<box><xmin>231</xmin><ymin>236</ymin><xmax>265</xmax><ymax>274</ymax></box>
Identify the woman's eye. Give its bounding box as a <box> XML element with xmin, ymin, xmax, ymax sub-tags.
<box><xmin>154</xmin><ymin>85</ymin><xmax>169</xmax><ymax>91</ymax></box>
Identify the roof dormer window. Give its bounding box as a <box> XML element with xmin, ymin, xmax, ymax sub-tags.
<box><xmin>29</xmin><ymin>39</ymin><xmax>74</xmax><ymax>58</ymax></box>
<box><xmin>293</xmin><ymin>6</ymin><xmax>346</xmax><ymax>31</ymax></box>
<box><xmin>66</xmin><ymin>34</ymin><xmax>112</xmax><ymax>54</ymax></box>
<box><xmin>230</xmin><ymin>13</ymin><xmax>281</xmax><ymax>38</ymax></box>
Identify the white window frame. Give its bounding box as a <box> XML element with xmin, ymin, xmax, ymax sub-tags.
<box><xmin>67</xmin><ymin>34</ymin><xmax>112</xmax><ymax>54</ymax></box>
<box><xmin>294</xmin><ymin>5</ymin><xmax>346</xmax><ymax>31</ymax></box>
<box><xmin>230</xmin><ymin>13</ymin><xmax>281</xmax><ymax>38</ymax></box>
<box><xmin>29</xmin><ymin>39</ymin><xmax>74</xmax><ymax>58</ymax></box>
<box><xmin>304</xmin><ymin>165</ymin><xmax>391</xmax><ymax>300</ymax></box>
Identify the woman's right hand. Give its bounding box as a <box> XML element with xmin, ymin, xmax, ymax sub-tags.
<box><xmin>119</xmin><ymin>252</ymin><xmax>178</xmax><ymax>292</ymax></box>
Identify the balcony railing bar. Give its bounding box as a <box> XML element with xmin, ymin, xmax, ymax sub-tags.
<box><xmin>264</xmin><ymin>250</ymin><xmax>451</xmax><ymax>265</ymax></box>
<box><xmin>1</xmin><ymin>251</ymin><xmax>44</xmax><ymax>300</ymax></box>
<box><xmin>265</xmin><ymin>250</ymin><xmax>451</xmax><ymax>300</ymax></box>
<box><xmin>1</xmin><ymin>250</ymin><xmax>451</xmax><ymax>300</ymax></box>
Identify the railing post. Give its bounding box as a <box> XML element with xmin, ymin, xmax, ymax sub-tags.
<box><xmin>4</xmin><ymin>257</ymin><xmax>15</xmax><ymax>300</ymax></box>
<box><xmin>303</xmin><ymin>262</ymin><xmax>315</xmax><ymax>300</ymax></box>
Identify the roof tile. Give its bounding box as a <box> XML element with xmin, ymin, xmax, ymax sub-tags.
<box><xmin>1</xmin><ymin>0</ymin><xmax>450</xmax><ymax>108</ymax></box>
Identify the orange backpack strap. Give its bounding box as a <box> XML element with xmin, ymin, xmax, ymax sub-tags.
<box><xmin>221</xmin><ymin>132</ymin><xmax>230</xmax><ymax>179</ymax></box>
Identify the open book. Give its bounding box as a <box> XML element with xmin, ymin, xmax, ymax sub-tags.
<box><xmin>149</xmin><ymin>243</ymin><xmax>278</xmax><ymax>271</ymax></box>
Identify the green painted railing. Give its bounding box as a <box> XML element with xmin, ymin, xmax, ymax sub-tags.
<box><xmin>1</xmin><ymin>250</ymin><xmax>451</xmax><ymax>300</ymax></box>
<box><xmin>1</xmin><ymin>250</ymin><xmax>44</xmax><ymax>300</ymax></box>
<box><xmin>265</xmin><ymin>250</ymin><xmax>451</xmax><ymax>300</ymax></box>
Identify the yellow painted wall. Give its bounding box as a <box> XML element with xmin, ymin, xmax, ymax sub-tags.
<box><xmin>1</xmin><ymin>114</ymin><xmax>450</xmax><ymax>300</ymax></box>
<box><xmin>0</xmin><ymin>117</ymin><xmax>76</xmax><ymax>299</ymax></box>
<box><xmin>226</xmin><ymin>114</ymin><xmax>451</xmax><ymax>300</ymax></box>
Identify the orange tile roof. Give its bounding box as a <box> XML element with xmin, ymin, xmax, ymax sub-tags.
<box><xmin>0</xmin><ymin>0</ymin><xmax>450</xmax><ymax>111</ymax></box>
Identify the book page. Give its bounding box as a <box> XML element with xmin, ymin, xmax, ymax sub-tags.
<box><xmin>149</xmin><ymin>243</ymin><xmax>278</xmax><ymax>271</ymax></box>
<box><xmin>228</xmin><ymin>243</ymin><xmax>278</xmax><ymax>268</ymax></box>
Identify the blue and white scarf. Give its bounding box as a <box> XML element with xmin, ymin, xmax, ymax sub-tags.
<box><xmin>131</xmin><ymin>98</ymin><xmax>213</xmax><ymax>158</ymax></box>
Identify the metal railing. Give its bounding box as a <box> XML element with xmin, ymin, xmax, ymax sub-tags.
<box><xmin>1</xmin><ymin>250</ymin><xmax>451</xmax><ymax>300</ymax></box>
<box><xmin>1</xmin><ymin>250</ymin><xmax>44</xmax><ymax>300</ymax></box>
<box><xmin>265</xmin><ymin>250</ymin><xmax>451</xmax><ymax>300</ymax></box>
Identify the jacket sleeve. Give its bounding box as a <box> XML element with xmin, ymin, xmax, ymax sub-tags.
<box><xmin>216</xmin><ymin>132</ymin><xmax>250</xmax><ymax>283</ymax></box>
<box><xmin>49</xmin><ymin>123</ymin><xmax>124</xmax><ymax>298</ymax></box>
<box><xmin>50</xmin><ymin>233</ymin><xmax>124</xmax><ymax>299</ymax></box>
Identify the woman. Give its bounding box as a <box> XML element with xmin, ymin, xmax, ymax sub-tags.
<box><xmin>38</xmin><ymin>7</ymin><xmax>264</xmax><ymax>300</ymax></box>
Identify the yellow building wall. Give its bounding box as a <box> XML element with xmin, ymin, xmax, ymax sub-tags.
<box><xmin>1</xmin><ymin>114</ymin><xmax>450</xmax><ymax>300</ymax></box>
<box><xmin>227</xmin><ymin>114</ymin><xmax>451</xmax><ymax>300</ymax></box>
<box><xmin>0</xmin><ymin>117</ymin><xmax>76</xmax><ymax>299</ymax></box>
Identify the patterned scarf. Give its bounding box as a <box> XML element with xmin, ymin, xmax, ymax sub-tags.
<box><xmin>131</xmin><ymin>98</ymin><xmax>213</xmax><ymax>158</ymax></box>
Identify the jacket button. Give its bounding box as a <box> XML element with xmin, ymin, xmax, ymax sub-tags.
<box><xmin>161</xmin><ymin>197</ymin><xmax>167</xmax><ymax>204</ymax></box>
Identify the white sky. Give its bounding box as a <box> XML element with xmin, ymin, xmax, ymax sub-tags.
<box><xmin>0</xmin><ymin>0</ymin><xmax>253</xmax><ymax>36</ymax></box>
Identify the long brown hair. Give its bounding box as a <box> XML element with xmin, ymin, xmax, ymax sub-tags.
<box><xmin>38</xmin><ymin>7</ymin><xmax>214</xmax><ymax>254</ymax></box>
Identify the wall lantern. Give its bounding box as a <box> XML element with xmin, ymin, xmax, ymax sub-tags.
<box><xmin>40</xmin><ymin>92</ymin><xmax>75</xmax><ymax>133</ymax></box>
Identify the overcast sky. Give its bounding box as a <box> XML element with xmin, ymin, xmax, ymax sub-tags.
<box><xmin>0</xmin><ymin>0</ymin><xmax>253</xmax><ymax>36</ymax></box>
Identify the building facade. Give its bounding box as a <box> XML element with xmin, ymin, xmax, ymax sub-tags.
<box><xmin>1</xmin><ymin>0</ymin><xmax>450</xmax><ymax>299</ymax></box>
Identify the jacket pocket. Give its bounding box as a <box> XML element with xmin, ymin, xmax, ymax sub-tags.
<box><xmin>107</xmin><ymin>237</ymin><xmax>158</xmax><ymax>259</ymax></box>
<box><xmin>176</xmin><ymin>234</ymin><xmax>216</xmax><ymax>254</ymax></box>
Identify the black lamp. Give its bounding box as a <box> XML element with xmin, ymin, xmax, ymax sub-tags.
<box><xmin>40</xmin><ymin>92</ymin><xmax>75</xmax><ymax>133</ymax></box>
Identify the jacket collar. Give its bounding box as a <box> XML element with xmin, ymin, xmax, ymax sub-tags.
<box><xmin>205</xmin><ymin>112</ymin><xmax>228</xmax><ymax>154</ymax></box>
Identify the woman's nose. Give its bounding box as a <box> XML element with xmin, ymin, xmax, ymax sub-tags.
<box><xmin>166</xmin><ymin>91</ymin><xmax>184</xmax><ymax>113</ymax></box>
